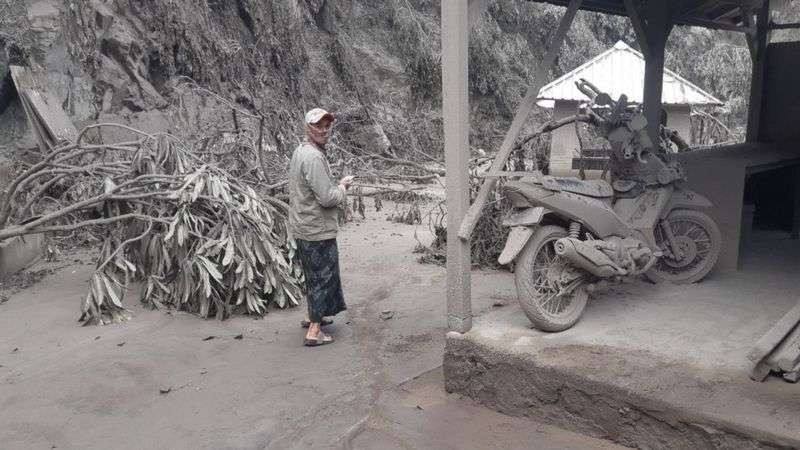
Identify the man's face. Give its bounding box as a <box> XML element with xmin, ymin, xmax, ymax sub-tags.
<box><xmin>308</xmin><ymin>117</ymin><xmax>333</xmax><ymax>146</ymax></box>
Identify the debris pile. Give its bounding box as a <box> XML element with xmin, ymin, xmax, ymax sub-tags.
<box><xmin>0</xmin><ymin>124</ymin><xmax>303</xmax><ymax>324</ymax></box>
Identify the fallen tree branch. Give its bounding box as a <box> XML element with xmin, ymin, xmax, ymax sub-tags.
<box><xmin>1</xmin><ymin>124</ymin><xmax>303</xmax><ymax>325</ymax></box>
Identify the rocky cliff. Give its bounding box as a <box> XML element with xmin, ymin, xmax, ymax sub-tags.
<box><xmin>1</xmin><ymin>1</ymin><xmax>761</xmax><ymax>174</ymax></box>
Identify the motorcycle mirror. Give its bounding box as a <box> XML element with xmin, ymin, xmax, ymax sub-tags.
<box><xmin>594</xmin><ymin>93</ymin><xmax>613</xmax><ymax>106</ymax></box>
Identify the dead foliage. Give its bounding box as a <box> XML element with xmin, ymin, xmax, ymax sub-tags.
<box><xmin>0</xmin><ymin>124</ymin><xmax>303</xmax><ymax>324</ymax></box>
<box><xmin>387</xmin><ymin>202</ymin><xmax>422</xmax><ymax>225</ymax></box>
<box><xmin>414</xmin><ymin>192</ymin><xmax>510</xmax><ymax>269</ymax></box>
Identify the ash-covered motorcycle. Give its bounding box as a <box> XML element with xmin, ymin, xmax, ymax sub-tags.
<box><xmin>499</xmin><ymin>79</ymin><xmax>721</xmax><ymax>332</ymax></box>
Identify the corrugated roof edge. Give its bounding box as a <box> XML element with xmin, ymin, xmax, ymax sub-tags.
<box><xmin>536</xmin><ymin>41</ymin><xmax>724</xmax><ymax>107</ymax></box>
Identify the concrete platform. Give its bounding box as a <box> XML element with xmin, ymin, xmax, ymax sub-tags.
<box><xmin>445</xmin><ymin>232</ymin><xmax>800</xmax><ymax>449</ymax></box>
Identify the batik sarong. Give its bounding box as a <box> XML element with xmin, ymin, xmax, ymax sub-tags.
<box><xmin>296</xmin><ymin>238</ymin><xmax>346</xmax><ymax>323</ymax></box>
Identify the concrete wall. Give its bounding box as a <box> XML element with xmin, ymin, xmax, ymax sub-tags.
<box><xmin>760</xmin><ymin>42</ymin><xmax>800</xmax><ymax>143</ymax></box>
<box><xmin>549</xmin><ymin>101</ymin><xmax>693</xmax><ymax>177</ymax></box>
<box><xmin>677</xmin><ymin>143</ymin><xmax>800</xmax><ymax>272</ymax></box>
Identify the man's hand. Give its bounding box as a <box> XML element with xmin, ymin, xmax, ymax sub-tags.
<box><xmin>339</xmin><ymin>175</ymin><xmax>355</xmax><ymax>190</ymax></box>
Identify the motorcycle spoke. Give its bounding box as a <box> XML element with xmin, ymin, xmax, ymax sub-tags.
<box><xmin>539</xmin><ymin>292</ymin><xmax>555</xmax><ymax>308</ymax></box>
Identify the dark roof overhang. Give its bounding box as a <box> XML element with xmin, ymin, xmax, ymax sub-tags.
<box><xmin>526</xmin><ymin>0</ymin><xmax>767</xmax><ymax>32</ymax></box>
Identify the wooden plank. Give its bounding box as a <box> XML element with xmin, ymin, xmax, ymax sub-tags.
<box><xmin>782</xmin><ymin>370</ymin><xmax>799</xmax><ymax>383</ymax></box>
<box><xmin>741</xmin><ymin>6</ymin><xmax>757</xmax><ymax>59</ymax></box>
<box><xmin>23</xmin><ymin>89</ymin><xmax>77</xmax><ymax>144</ymax></box>
<box><xmin>8</xmin><ymin>66</ymin><xmax>37</xmax><ymax>91</ymax></box>
<box><xmin>457</xmin><ymin>0</ymin><xmax>582</xmax><ymax>241</ymax></box>
<box><xmin>750</xmin><ymin>360</ymin><xmax>772</xmax><ymax>382</ymax></box>
<box><xmin>770</xmin><ymin>22</ymin><xmax>800</xmax><ymax>30</ymax></box>
<box><xmin>783</xmin><ymin>361</ymin><xmax>800</xmax><ymax>383</ymax></box>
<box><xmin>623</xmin><ymin>0</ymin><xmax>650</xmax><ymax>59</ymax></box>
<box><xmin>8</xmin><ymin>66</ymin><xmax>50</xmax><ymax>152</ymax></box>
<box><xmin>747</xmin><ymin>301</ymin><xmax>800</xmax><ymax>363</ymax></box>
<box><xmin>19</xmin><ymin>93</ymin><xmax>54</xmax><ymax>150</ymax></box>
<box><xmin>773</xmin><ymin>322</ymin><xmax>800</xmax><ymax>372</ymax></box>
<box><xmin>9</xmin><ymin>65</ymin><xmax>77</xmax><ymax>150</ymax></box>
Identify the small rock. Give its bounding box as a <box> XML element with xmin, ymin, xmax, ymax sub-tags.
<box><xmin>159</xmin><ymin>387</ymin><xmax>172</xmax><ymax>395</ymax></box>
<box><xmin>234</xmin><ymin>334</ymin><xmax>243</xmax><ymax>340</ymax></box>
<box><xmin>202</xmin><ymin>336</ymin><xmax>215</xmax><ymax>341</ymax></box>
<box><xmin>117</xmin><ymin>342</ymin><xmax>126</xmax><ymax>347</ymax></box>
<box><xmin>379</xmin><ymin>310</ymin><xmax>394</xmax><ymax>320</ymax></box>
<box><xmin>416</xmin><ymin>405</ymin><xmax>424</xmax><ymax>410</ymax></box>
<box><xmin>11</xmin><ymin>348</ymin><xmax>19</xmax><ymax>353</ymax></box>
<box><xmin>200</xmin><ymin>369</ymin><xmax>208</xmax><ymax>375</ymax></box>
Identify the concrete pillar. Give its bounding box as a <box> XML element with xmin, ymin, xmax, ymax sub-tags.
<box><xmin>549</xmin><ymin>101</ymin><xmax>580</xmax><ymax>176</ymax></box>
<box><xmin>442</xmin><ymin>1</ymin><xmax>471</xmax><ymax>333</ymax></box>
<box><xmin>642</xmin><ymin>2</ymin><xmax>673</xmax><ymax>144</ymax></box>
<box><xmin>665</xmin><ymin>105</ymin><xmax>692</xmax><ymax>145</ymax></box>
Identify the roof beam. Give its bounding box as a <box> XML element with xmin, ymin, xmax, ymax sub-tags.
<box><xmin>679</xmin><ymin>17</ymin><xmax>755</xmax><ymax>33</ymax></box>
<box><xmin>746</xmin><ymin>0</ymin><xmax>771</xmax><ymax>142</ymax></box>
<box><xmin>770</xmin><ymin>21</ymin><xmax>800</xmax><ymax>29</ymax></box>
<box><xmin>526</xmin><ymin>0</ymin><xmax>762</xmax><ymax>30</ymax></box>
<box><xmin>742</xmin><ymin>5</ymin><xmax>758</xmax><ymax>58</ymax></box>
<box><xmin>642</xmin><ymin>1</ymin><xmax>674</xmax><ymax>144</ymax></box>
<box><xmin>458</xmin><ymin>0</ymin><xmax>583</xmax><ymax>240</ymax></box>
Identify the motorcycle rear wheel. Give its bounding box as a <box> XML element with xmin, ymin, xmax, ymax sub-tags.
<box><xmin>515</xmin><ymin>225</ymin><xmax>589</xmax><ymax>332</ymax></box>
<box><xmin>645</xmin><ymin>209</ymin><xmax>721</xmax><ymax>284</ymax></box>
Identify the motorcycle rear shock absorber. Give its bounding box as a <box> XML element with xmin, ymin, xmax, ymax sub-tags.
<box><xmin>568</xmin><ymin>221</ymin><xmax>581</xmax><ymax>239</ymax></box>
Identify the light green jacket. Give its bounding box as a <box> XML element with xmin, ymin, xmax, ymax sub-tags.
<box><xmin>288</xmin><ymin>141</ymin><xmax>346</xmax><ymax>241</ymax></box>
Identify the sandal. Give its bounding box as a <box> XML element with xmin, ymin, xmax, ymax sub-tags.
<box><xmin>303</xmin><ymin>333</ymin><xmax>334</xmax><ymax>347</ymax></box>
<box><xmin>300</xmin><ymin>318</ymin><xmax>334</xmax><ymax>328</ymax></box>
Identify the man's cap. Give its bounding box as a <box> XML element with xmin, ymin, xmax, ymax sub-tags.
<box><xmin>305</xmin><ymin>108</ymin><xmax>334</xmax><ymax>125</ymax></box>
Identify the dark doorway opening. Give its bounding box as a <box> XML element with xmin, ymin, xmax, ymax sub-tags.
<box><xmin>744</xmin><ymin>164</ymin><xmax>797</xmax><ymax>233</ymax></box>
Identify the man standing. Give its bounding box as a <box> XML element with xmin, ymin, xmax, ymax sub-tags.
<box><xmin>288</xmin><ymin>108</ymin><xmax>353</xmax><ymax>347</ymax></box>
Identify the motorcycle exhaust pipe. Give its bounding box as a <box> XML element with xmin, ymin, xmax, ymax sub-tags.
<box><xmin>554</xmin><ymin>238</ymin><xmax>624</xmax><ymax>278</ymax></box>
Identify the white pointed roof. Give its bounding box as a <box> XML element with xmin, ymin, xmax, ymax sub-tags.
<box><xmin>537</xmin><ymin>41</ymin><xmax>723</xmax><ymax>108</ymax></box>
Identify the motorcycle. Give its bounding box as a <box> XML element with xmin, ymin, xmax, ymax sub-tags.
<box><xmin>499</xmin><ymin>79</ymin><xmax>721</xmax><ymax>332</ymax></box>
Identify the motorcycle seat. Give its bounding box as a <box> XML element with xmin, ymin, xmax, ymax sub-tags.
<box><xmin>502</xmin><ymin>181</ymin><xmax>550</xmax><ymax>202</ymax></box>
<box><xmin>540</xmin><ymin>176</ymin><xmax>613</xmax><ymax>198</ymax></box>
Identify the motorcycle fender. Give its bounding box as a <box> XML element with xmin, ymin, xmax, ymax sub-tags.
<box><xmin>662</xmin><ymin>189</ymin><xmax>713</xmax><ymax>218</ymax></box>
<box><xmin>503</xmin><ymin>207</ymin><xmax>549</xmax><ymax>227</ymax></box>
<box><xmin>498</xmin><ymin>226</ymin><xmax>534</xmax><ymax>265</ymax></box>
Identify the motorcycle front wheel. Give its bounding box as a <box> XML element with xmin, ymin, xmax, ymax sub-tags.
<box><xmin>646</xmin><ymin>209</ymin><xmax>721</xmax><ymax>284</ymax></box>
<box><xmin>515</xmin><ymin>225</ymin><xmax>589</xmax><ymax>332</ymax></box>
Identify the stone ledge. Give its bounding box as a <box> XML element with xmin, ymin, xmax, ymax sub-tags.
<box><xmin>444</xmin><ymin>331</ymin><xmax>800</xmax><ymax>450</ymax></box>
